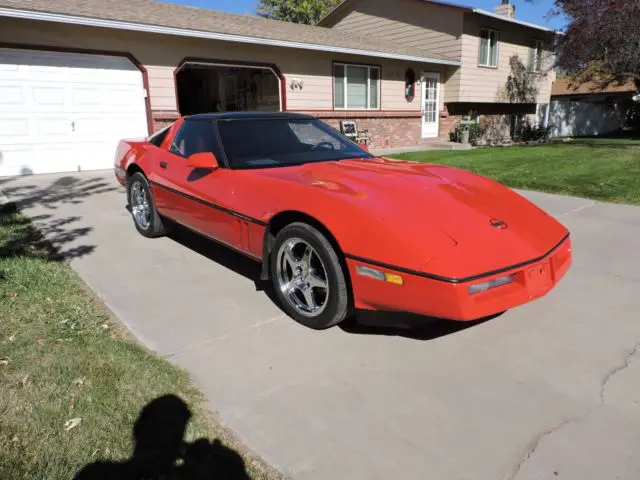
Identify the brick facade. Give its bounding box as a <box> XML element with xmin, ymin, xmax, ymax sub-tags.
<box><xmin>150</xmin><ymin>110</ymin><xmax>454</xmax><ymax>148</ymax></box>
<box><xmin>151</xmin><ymin>111</ymin><xmax>181</xmax><ymax>132</ymax></box>
<box><xmin>296</xmin><ymin>111</ymin><xmax>451</xmax><ymax>149</ymax></box>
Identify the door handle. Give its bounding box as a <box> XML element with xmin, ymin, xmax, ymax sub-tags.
<box><xmin>160</xmin><ymin>161</ymin><xmax>168</xmax><ymax>169</ymax></box>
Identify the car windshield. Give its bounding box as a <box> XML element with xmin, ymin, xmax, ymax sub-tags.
<box><xmin>217</xmin><ymin>118</ymin><xmax>373</xmax><ymax>169</ymax></box>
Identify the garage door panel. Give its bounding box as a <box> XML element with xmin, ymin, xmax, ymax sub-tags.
<box><xmin>72</xmin><ymin>88</ymin><xmax>103</xmax><ymax>108</ymax></box>
<box><xmin>33</xmin><ymin>86</ymin><xmax>67</xmax><ymax>107</ymax></box>
<box><xmin>0</xmin><ymin>145</ymin><xmax>32</xmax><ymax>169</ymax></box>
<box><xmin>0</xmin><ymin>85</ymin><xmax>24</xmax><ymax>105</ymax></box>
<box><xmin>0</xmin><ymin>118</ymin><xmax>30</xmax><ymax>141</ymax></box>
<box><xmin>107</xmin><ymin>88</ymin><xmax>144</xmax><ymax>108</ymax></box>
<box><xmin>0</xmin><ymin>48</ymin><xmax>148</xmax><ymax>176</ymax></box>
<box><xmin>36</xmin><ymin>118</ymin><xmax>73</xmax><ymax>136</ymax></box>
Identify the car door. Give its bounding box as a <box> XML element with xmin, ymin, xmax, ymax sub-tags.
<box><xmin>151</xmin><ymin>119</ymin><xmax>240</xmax><ymax>250</ymax></box>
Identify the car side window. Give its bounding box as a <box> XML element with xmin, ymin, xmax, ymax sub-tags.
<box><xmin>148</xmin><ymin>126</ymin><xmax>170</xmax><ymax>147</ymax></box>
<box><xmin>169</xmin><ymin>120</ymin><xmax>222</xmax><ymax>160</ymax></box>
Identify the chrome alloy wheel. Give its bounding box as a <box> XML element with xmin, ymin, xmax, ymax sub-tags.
<box><xmin>276</xmin><ymin>238</ymin><xmax>329</xmax><ymax>317</ymax></box>
<box><xmin>130</xmin><ymin>181</ymin><xmax>151</xmax><ymax>230</ymax></box>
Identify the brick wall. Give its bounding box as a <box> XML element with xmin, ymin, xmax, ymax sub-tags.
<box><xmin>149</xmin><ymin>110</ymin><xmax>453</xmax><ymax>148</ymax></box>
<box><xmin>151</xmin><ymin>111</ymin><xmax>181</xmax><ymax>132</ymax></box>
<box><xmin>296</xmin><ymin>112</ymin><xmax>452</xmax><ymax>149</ymax></box>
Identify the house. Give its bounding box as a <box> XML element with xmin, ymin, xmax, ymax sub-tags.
<box><xmin>0</xmin><ymin>0</ymin><xmax>554</xmax><ymax>177</ymax></box>
<box><xmin>548</xmin><ymin>78</ymin><xmax>638</xmax><ymax>137</ymax></box>
<box><xmin>319</xmin><ymin>0</ymin><xmax>558</xmax><ymax>140</ymax></box>
<box><xmin>0</xmin><ymin>0</ymin><xmax>462</xmax><ymax>176</ymax></box>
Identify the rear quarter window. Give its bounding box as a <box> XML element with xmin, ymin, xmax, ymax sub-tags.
<box><xmin>148</xmin><ymin>127</ymin><xmax>170</xmax><ymax>147</ymax></box>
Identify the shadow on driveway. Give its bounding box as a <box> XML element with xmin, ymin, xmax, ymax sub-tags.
<box><xmin>0</xmin><ymin>174</ymin><xmax>119</xmax><ymax>261</ymax></box>
<box><xmin>168</xmin><ymin>224</ymin><xmax>497</xmax><ymax>341</ymax></box>
<box><xmin>73</xmin><ymin>395</ymin><xmax>250</xmax><ymax>480</ymax></box>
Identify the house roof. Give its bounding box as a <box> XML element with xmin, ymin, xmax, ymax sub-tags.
<box><xmin>318</xmin><ymin>0</ymin><xmax>559</xmax><ymax>33</ymax></box>
<box><xmin>551</xmin><ymin>78</ymin><xmax>638</xmax><ymax>97</ymax></box>
<box><xmin>0</xmin><ymin>0</ymin><xmax>460</xmax><ymax>66</ymax></box>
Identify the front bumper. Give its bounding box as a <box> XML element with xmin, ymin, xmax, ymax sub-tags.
<box><xmin>348</xmin><ymin>236</ymin><xmax>572</xmax><ymax>321</ymax></box>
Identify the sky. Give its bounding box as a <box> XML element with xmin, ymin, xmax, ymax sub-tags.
<box><xmin>164</xmin><ymin>0</ymin><xmax>567</xmax><ymax>30</ymax></box>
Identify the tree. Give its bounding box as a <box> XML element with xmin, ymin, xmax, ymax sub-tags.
<box><xmin>549</xmin><ymin>0</ymin><xmax>640</xmax><ymax>88</ymax></box>
<box><xmin>256</xmin><ymin>0</ymin><xmax>341</xmax><ymax>25</ymax></box>
<box><xmin>505</xmin><ymin>54</ymin><xmax>540</xmax><ymax>103</ymax></box>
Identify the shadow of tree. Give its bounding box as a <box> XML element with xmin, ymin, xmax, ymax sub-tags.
<box><xmin>0</xmin><ymin>174</ymin><xmax>120</xmax><ymax>260</ymax></box>
<box><xmin>74</xmin><ymin>395</ymin><xmax>251</xmax><ymax>480</ymax></box>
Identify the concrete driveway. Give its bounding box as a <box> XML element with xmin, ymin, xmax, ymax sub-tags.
<box><xmin>3</xmin><ymin>171</ymin><xmax>640</xmax><ymax>480</ymax></box>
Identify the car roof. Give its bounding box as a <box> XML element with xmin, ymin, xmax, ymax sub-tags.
<box><xmin>186</xmin><ymin>112</ymin><xmax>315</xmax><ymax>121</ymax></box>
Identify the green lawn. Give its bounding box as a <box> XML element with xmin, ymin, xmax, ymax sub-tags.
<box><xmin>390</xmin><ymin>136</ymin><xmax>640</xmax><ymax>205</ymax></box>
<box><xmin>0</xmin><ymin>211</ymin><xmax>275</xmax><ymax>479</ymax></box>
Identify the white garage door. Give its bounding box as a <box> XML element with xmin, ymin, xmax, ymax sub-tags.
<box><xmin>0</xmin><ymin>49</ymin><xmax>148</xmax><ymax>176</ymax></box>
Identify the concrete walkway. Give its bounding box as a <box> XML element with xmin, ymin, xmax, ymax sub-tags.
<box><xmin>372</xmin><ymin>141</ymin><xmax>472</xmax><ymax>156</ymax></box>
<box><xmin>3</xmin><ymin>171</ymin><xmax>640</xmax><ymax>480</ymax></box>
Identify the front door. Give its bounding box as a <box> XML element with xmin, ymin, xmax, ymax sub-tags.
<box><xmin>421</xmin><ymin>73</ymin><xmax>440</xmax><ymax>138</ymax></box>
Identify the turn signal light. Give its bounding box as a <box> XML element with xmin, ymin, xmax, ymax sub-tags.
<box><xmin>356</xmin><ymin>266</ymin><xmax>404</xmax><ymax>285</ymax></box>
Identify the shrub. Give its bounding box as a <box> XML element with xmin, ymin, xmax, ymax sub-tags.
<box><xmin>516</xmin><ymin>121</ymin><xmax>554</xmax><ymax>143</ymax></box>
<box><xmin>450</xmin><ymin>121</ymin><xmax>485</xmax><ymax>145</ymax></box>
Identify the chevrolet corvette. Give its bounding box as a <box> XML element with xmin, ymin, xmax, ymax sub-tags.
<box><xmin>115</xmin><ymin>112</ymin><xmax>571</xmax><ymax>329</ymax></box>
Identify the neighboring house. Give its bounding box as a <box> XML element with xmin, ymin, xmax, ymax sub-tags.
<box><xmin>0</xmin><ymin>0</ymin><xmax>461</xmax><ymax>176</ymax></box>
<box><xmin>319</xmin><ymin>0</ymin><xmax>558</xmax><ymax>140</ymax></box>
<box><xmin>548</xmin><ymin>78</ymin><xmax>638</xmax><ymax>137</ymax></box>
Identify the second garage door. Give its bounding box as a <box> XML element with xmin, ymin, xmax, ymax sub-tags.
<box><xmin>0</xmin><ymin>48</ymin><xmax>149</xmax><ymax>177</ymax></box>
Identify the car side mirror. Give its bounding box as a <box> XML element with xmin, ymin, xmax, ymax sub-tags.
<box><xmin>187</xmin><ymin>152</ymin><xmax>219</xmax><ymax>170</ymax></box>
<box><xmin>358</xmin><ymin>142</ymin><xmax>369</xmax><ymax>152</ymax></box>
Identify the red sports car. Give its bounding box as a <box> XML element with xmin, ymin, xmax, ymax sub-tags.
<box><xmin>115</xmin><ymin>112</ymin><xmax>571</xmax><ymax>329</ymax></box>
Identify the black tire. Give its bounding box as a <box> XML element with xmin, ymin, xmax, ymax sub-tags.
<box><xmin>270</xmin><ymin>222</ymin><xmax>350</xmax><ymax>330</ymax></box>
<box><xmin>127</xmin><ymin>172</ymin><xmax>172</xmax><ymax>238</ymax></box>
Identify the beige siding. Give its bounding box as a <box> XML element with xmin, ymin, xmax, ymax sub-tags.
<box><xmin>1</xmin><ymin>17</ymin><xmax>441</xmax><ymax>114</ymax></box>
<box><xmin>458</xmin><ymin>14</ymin><xmax>555</xmax><ymax>104</ymax></box>
<box><xmin>327</xmin><ymin>0</ymin><xmax>463</xmax><ymax>60</ymax></box>
<box><xmin>146</xmin><ymin>66</ymin><xmax>177</xmax><ymax>111</ymax></box>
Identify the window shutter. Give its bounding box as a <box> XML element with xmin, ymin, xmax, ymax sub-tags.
<box><xmin>333</xmin><ymin>64</ymin><xmax>345</xmax><ymax>109</ymax></box>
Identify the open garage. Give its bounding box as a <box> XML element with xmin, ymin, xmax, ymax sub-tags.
<box><xmin>175</xmin><ymin>61</ymin><xmax>282</xmax><ymax>116</ymax></box>
<box><xmin>0</xmin><ymin>48</ymin><xmax>149</xmax><ymax>176</ymax></box>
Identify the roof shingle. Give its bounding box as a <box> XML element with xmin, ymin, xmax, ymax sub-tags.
<box><xmin>0</xmin><ymin>0</ymin><xmax>459</xmax><ymax>64</ymax></box>
<box><xmin>551</xmin><ymin>77</ymin><xmax>637</xmax><ymax>96</ymax></box>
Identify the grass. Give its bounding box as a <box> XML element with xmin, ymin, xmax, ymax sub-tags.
<box><xmin>0</xmin><ymin>210</ymin><xmax>275</xmax><ymax>479</ymax></box>
<box><xmin>390</xmin><ymin>136</ymin><xmax>640</xmax><ymax>205</ymax></box>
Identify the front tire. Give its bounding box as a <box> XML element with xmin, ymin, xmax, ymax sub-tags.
<box><xmin>127</xmin><ymin>172</ymin><xmax>171</xmax><ymax>238</ymax></box>
<box><xmin>270</xmin><ymin>222</ymin><xmax>350</xmax><ymax>329</ymax></box>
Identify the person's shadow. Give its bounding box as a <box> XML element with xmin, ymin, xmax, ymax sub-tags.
<box><xmin>74</xmin><ymin>395</ymin><xmax>250</xmax><ymax>480</ymax></box>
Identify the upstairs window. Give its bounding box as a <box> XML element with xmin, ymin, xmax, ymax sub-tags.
<box><xmin>530</xmin><ymin>40</ymin><xmax>544</xmax><ymax>72</ymax></box>
<box><xmin>333</xmin><ymin>63</ymin><xmax>380</xmax><ymax>110</ymax></box>
<box><xmin>479</xmin><ymin>29</ymin><xmax>499</xmax><ymax>68</ymax></box>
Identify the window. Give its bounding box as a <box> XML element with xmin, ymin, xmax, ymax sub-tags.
<box><xmin>530</xmin><ymin>40</ymin><xmax>543</xmax><ymax>72</ymax></box>
<box><xmin>479</xmin><ymin>29</ymin><xmax>499</xmax><ymax>68</ymax></box>
<box><xmin>148</xmin><ymin>126</ymin><xmax>170</xmax><ymax>147</ymax></box>
<box><xmin>333</xmin><ymin>63</ymin><xmax>380</xmax><ymax>109</ymax></box>
<box><xmin>169</xmin><ymin>120</ymin><xmax>221</xmax><ymax>159</ymax></box>
<box><xmin>217</xmin><ymin>118</ymin><xmax>371</xmax><ymax>169</ymax></box>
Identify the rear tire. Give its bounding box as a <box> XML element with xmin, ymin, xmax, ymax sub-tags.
<box><xmin>127</xmin><ymin>172</ymin><xmax>171</xmax><ymax>238</ymax></box>
<box><xmin>270</xmin><ymin>222</ymin><xmax>350</xmax><ymax>329</ymax></box>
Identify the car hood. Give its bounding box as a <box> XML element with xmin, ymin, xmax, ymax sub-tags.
<box><xmin>255</xmin><ymin>157</ymin><xmax>568</xmax><ymax>279</ymax></box>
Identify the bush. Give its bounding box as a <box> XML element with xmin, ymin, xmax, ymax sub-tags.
<box><xmin>450</xmin><ymin>121</ymin><xmax>485</xmax><ymax>145</ymax></box>
<box><xmin>516</xmin><ymin>122</ymin><xmax>554</xmax><ymax>143</ymax></box>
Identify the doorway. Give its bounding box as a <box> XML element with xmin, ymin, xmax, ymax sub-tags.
<box><xmin>175</xmin><ymin>62</ymin><xmax>282</xmax><ymax>116</ymax></box>
<box><xmin>421</xmin><ymin>72</ymin><xmax>440</xmax><ymax>138</ymax></box>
